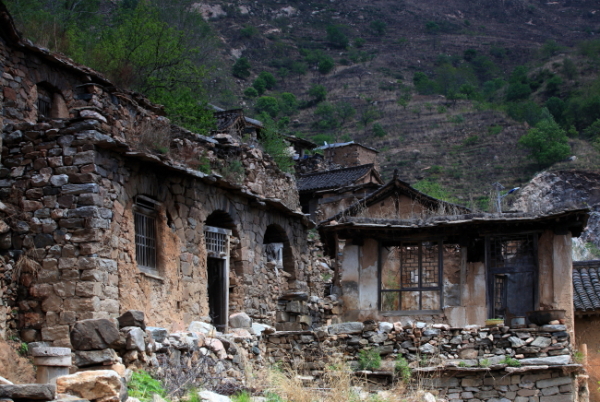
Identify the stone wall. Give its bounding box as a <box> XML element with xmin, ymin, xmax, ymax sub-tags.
<box><xmin>0</xmin><ymin>30</ymin><xmax>315</xmax><ymax>344</ymax></box>
<box><xmin>265</xmin><ymin>321</ymin><xmax>583</xmax><ymax>401</ymax></box>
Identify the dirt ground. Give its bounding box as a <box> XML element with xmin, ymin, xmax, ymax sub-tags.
<box><xmin>0</xmin><ymin>340</ymin><xmax>36</xmax><ymax>383</ymax></box>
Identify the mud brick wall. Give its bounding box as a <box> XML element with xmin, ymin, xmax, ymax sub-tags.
<box><xmin>0</xmin><ymin>31</ymin><xmax>315</xmax><ymax>345</ymax></box>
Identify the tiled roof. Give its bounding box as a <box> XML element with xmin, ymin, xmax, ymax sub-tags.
<box><xmin>573</xmin><ymin>261</ymin><xmax>600</xmax><ymax>312</ymax></box>
<box><xmin>297</xmin><ymin>164</ymin><xmax>375</xmax><ymax>192</ymax></box>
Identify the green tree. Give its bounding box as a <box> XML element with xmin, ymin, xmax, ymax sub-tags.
<box><xmin>326</xmin><ymin>25</ymin><xmax>349</xmax><ymax>49</ymax></box>
<box><xmin>314</xmin><ymin>103</ymin><xmax>339</xmax><ymax>130</ymax></box>
<box><xmin>545</xmin><ymin>97</ymin><xmax>565</xmax><ymax>123</ymax></box>
<box><xmin>562</xmin><ymin>58</ymin><xmax>577</xmax><ymax>80</ymax></box>
<box><xmin>318</xmin><ymin>57</ymin><xmax>335</xmax><ymax>74</ymax></box>
<box><xmin>258</xmin><ymin>71</ymin><xmax>276</xmax><ymax>89</ymax></box>
<box><xmin>244</xmin><ymin>87</ymin><xmax>258</xmax><ymax>98</ymax></box>
<box><xmin>232</xmin><ymin>57</ymin><xmax>251</xmax><ymax>79</ymax></box>
<box><xmin>360</xmin><ymin>107</ymin><xmax>381</xmax><ymax>126</ymax></box>
<box><xmin>335</xmin><ymin>101</ymin><xmax>356</xmax><ymax>125</ymax></box>
<box><xmin>252</xmin><ymin>77</ymin><xmax>267</xmax><ymax>95</ymax></box>
<box><xmin>257</xmin><ymin>113</ymin><xmax>294</xmax><ymax>173</ymax></box>
<box><xmin>518</xmin><ymin>113</ymin><xmax>570</xmax><ymax>166</ymax></box>
<box><xmin>308</xmin><ymin>84</ymin><xmax>327</xmax><ymax>103</ymax></box>
<box><xmin>372</xmin><ymin>123</ymin><xmax>386</xmax><ymax>137</ymax></box>
<box><xmin>279</xmin><ymin>92</ymin><xmax>298</xmax><ymax>115</ymax></box>
<box><xmin>255</xmin><ymin>96</ymin><xmax>280</xmax><ymax>118</ymax></box>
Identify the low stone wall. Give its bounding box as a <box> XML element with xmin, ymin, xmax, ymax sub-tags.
<box><xmin>265</xmin><ymin>321</ymin><xmax>583</xmax><ymax>401</ymax></box>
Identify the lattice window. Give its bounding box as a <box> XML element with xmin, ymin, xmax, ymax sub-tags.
<box><xmin>205</xmin><ymin>226</ymin><xmax>230</xmax><ymax>258</ymax></box>
<box><xmin>381</xmin><ymin>241</ymin><xmax>442</xmax><ymax>312</ymax></box>
<box><xmin>134</xmin><ymin>196</ymin><xmax>159</xmax><ymax>271</ymax></box>
<box><xmin>489</xmin><ymin>234</ymin><xmax>535</xmax><ymax>269</ymax></box>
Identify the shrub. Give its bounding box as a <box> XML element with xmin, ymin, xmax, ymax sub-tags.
<box><xmin>221</xmin><ymin>159</ymin><xmax>245</xmax><ymax>184</ymax></box>
<box><xmin>255</xmin><ymin>96</ymin><xmax>280</xmax><ymax>117</ymax></box>
<box><xmin>279</xmin><ymin>92</ymin><xmax>298</xmax><ymax>115</ymax></box>
<box><xmin>373</xmin><ymin>123</ymin><xmax>386</xmax><ymax>138</ymax></box>
<box><xmin>258</xmin><ymin>71</ymin><xmax>277</xmax><ymax>89</ymax></box>
<box><xmin>232</xmin><ymin>57</ymin><xmax>251</xmax><ymax>79</ymax></box>
<box><xmin>326</xmin><ymin>25</ymin><xmax>349</xmax><ymax>49</ymax></box>
<box><xmin>244</xmin><ymin>87</ymin><xmax>258</xmax><ymax>98</ymax></box>
<box><xmin>519</xmin><ymin>114</ymin><xmax>570</xmax><ymax>166</ymax></box>
<box><xmin>357</xmin><ymin>349</ymin><xmax>381</xmax><ymax>370</ymax></box>
<box><xmin>308</xmin><ymin>84</ymin><xmax>327</xmax><ymax>103</ymax></box>
<box><xmin>395</xmin><ymin>356</ymin><xmax>411</xmax><ymax>382</ymax></box>
<box><xmin>258</xmin><ymin>114</ymin><xmax>294</xmax><ymax>173</ymax></box>
<box><xmin>463</xmin><ymin>135</ymin><xmax>479</xmax><ymax>146</ymax></box>
<box><xmin>318</xmin><ymin>57</ymin><xmax>335</xmax><ymax>74</ymax></box>
<box><xmin>252</xmin><ymin>77</ymin><xmax>267</xmax><ymax>95</ymax></box>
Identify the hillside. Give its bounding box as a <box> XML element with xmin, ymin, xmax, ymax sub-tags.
<box><xmin>204</xmin><ymin>0</ymin><xmax>600</xmax><ymax>207</ymax></box>
<box><xmin>5</xmin><ymin>0</ymin><xmax>600</xmax><ymax>208</ymax></box>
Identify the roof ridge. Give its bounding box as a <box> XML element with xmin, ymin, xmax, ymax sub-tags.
<box><xmin>299</xmin><ymin>163</ymin><xmax>374</xmax><ymax>178</ymax></box>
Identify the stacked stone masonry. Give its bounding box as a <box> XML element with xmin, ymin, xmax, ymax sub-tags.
<box><xmin>0</xmin><ymin>24</ymin><xmax>320</xmax><ymax>342</ymax></box>
<box><xmin>265</xmin><ymin>321</ymin><xmax>582</xmax><ymax>402</ymax></box>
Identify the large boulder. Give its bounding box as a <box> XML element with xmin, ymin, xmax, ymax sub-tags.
<box><xmin>70</xmin><ymin>319</ymin><xmax>119</xmax><ymax>351</ymax></box>
<box><xmin>0</xmin><ymin>384</ymin><xmax>55</xmax><ymax>400</ymax></box>
<box><xmin>228</xmin><ymin>312</ymin><xmax>251</xmax><ymax>329</ymax></box>
<box><xmin>117</xmin><ymin>311</ymin><xmax>146</xmax><ymax>330</ymax></box>
<box><xmin>56</xmin><ymin>370</ymin><xmax>122</xmax><ymax>402</ymax></box>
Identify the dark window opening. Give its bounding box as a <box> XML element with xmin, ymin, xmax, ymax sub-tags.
<box><xmin>134</xmin><ymin>196</ymin><xmax>159</xmax><ymax>273</ymax></box>
<box><xmin>487</xmin><ymin>234</ymin><xmax>538</xmax><ymax>320</ymax></box>
<box><xmin>381</xmin><ymin>241</ymin><xmax>443</xmax><ymax>312</ymax></box>
<box><xmin>37</xmin><ymin>87</ymin><xmax>52</xmax><ymax>120</ymax></box>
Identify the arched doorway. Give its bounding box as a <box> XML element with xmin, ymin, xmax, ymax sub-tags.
<box><xmin>204</xmin><ymin>210</ymin><xmax>236</xmax><ymax>331</ymax></box>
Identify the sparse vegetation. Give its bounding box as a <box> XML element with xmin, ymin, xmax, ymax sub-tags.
<box><xmin>357</xmin><ymin>349</ymin><xmax>382</xmax><ymax>370</ymax></box>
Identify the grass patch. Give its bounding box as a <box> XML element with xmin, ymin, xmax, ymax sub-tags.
<box><xmin>128</xmin><ymin>371</ymin><xmax>167</xmax><ymax>402</ymax></box>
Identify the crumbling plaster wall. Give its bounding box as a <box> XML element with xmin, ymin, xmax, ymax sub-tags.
<box><xmin>325</xmin><ymin>145</ymin><xmax>378</xmax><ymax>169</ymax></box>
<box><xmin>102</xmin><ymin>151</ymin><xmax>311</xmax><ymax>328</ymax></box>
<box><xmin>0</xmin><ymin>33</ymin><xmax>312</xmax><ymax>345</ymax></box>
<box><xmin>335</xmin><ymin>230</ymin><xmax>575</xmax><ymax>328</ymax></box>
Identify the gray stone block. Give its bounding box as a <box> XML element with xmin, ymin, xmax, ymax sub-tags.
<box><xmin>117</xmin><ymin>310</ymin><xmax>146</xmax><ymax>329</ymax></box>
<box><xmin>0</xmin><ymin>384</ymin><xmax>55</xmax><ymax>400</ymax></box>
<box><xmin>70</xmin><ymin>319</ymin><xmax>119</xmax><ymax>351</ymax></box>
<box><xmin>74</xmin><ymin>349</ymin><xmax>118</xmax><ymax>367</ymax></box>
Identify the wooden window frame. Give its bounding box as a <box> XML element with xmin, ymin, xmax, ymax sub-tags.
<box><xmin>379</xmin><ymin>240</ymin><xmax>444</xmax><ymax>314</ymax></box>
<box><xmin>134</xmin><ymin>195</ymin><xmax>160</xmax><ymax>275</ymax></box>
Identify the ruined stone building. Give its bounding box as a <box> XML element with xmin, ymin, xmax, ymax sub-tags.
<box><xmin>0</xmin><ymin>0</ymin><xmax>322</xmax><ymax>346</ymax></box>
<box><xmin>297</xmin><ymin>142</ymin><xmax>383</xmax><ymax>221</ymax></box>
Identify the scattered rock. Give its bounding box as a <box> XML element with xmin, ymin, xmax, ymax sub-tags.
<box><xmin>229</xmin><ymin>312</ymin><xmax>252</xmax><ymax>329</ymax></box>
<box><xmin>117</xmin><ymin>311</ymin><xmax>146</xmax><ymax>330</ymax></box>
<box><xmin>70</xmin><ymin>320</ymin><xmax>120</xmax><ymax>351</ymax></box>
<box><xmin>198</xmin><ymin>390</ymin><xmax>231</xmax><ymax>402</ymax></box>
<box><xmin>56</xmin><ymin>370</ymin><xmax>122</xmax><ymax>402</ymax></box>
<box><xmin>0</xmin><ymin>384</ymin><xmax>55</xmax><ymax>400</ymax></box>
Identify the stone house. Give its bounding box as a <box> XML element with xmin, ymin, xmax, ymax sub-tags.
<box><xmin>0</xmin><ymin>0</ymin><xmax>319</xmax><ymax>346</ymax></box>
<box><xmin>319</xmin><ymin>174</ymin><xmax>588</xmax><ymax>330</ymax></box>
<box><xmin>573</xmin><ymin>260</ymin><xmax>600</xmax><ymax>402</ymax></box>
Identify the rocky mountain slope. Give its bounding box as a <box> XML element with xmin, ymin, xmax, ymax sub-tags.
<box><xmin>202</xmin><ymin>0</ymin><xmax>600</xmax><ymax>206</ymax></box>
<box><xmin>513</xmin><ymin>170</ymin><xmax>600</xmax><ymax>260</ymax></box>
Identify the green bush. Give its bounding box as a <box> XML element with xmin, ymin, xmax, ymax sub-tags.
<box><xmin>394</xmin><ymin>356</ymin><xmax>411</xmax><ymax>382</ymax></box>
<box><xmin>232</xmin><ymin>57</ymin><xmax>251</xmax><ymax>79</ymax></box>
<box><xmin>326</xmin><ymin>25</ymin><xmax>349</xmax><ymax>49</ymax></box>
<box><xmin>252</xmin><ymin>77</ymin><xmax>267</xmax><ymax>95</ymax></box>
<box><xmin>258</xmin><ymin>71</ymin><xmax>277</xmax><ymax>89</ymax></box>
<box><xmin>308</xmin><ymin>84</ymin><xmax>327</xmax><ymax>103</ymax></box>
<box><xmin>255</xmin><ymin>96</ymin><xmax>280</xmax><ymax>118</ymax></box>
<box><xmin>314</xmin><ymin>103</ymin><xmax>339</xmax><ymax>130</ymax></box>
<box><xmin>244</xmin><ymin>87</ymin><xmax>258</xmax><ymax>98</ymax></box>
<box><xmin>354</xmin><ymin>37</ymin><xmax>366</xmax><ymax>48</ymax></box>
<box><xmin>128</xmin><ymin>371</ymin><xmax>167</xmax><ymax>402</ymax></box>
<box><xmin>373</xmin><ymin>123</ymin><xmax>386</xmax><ymax>138</ymax></box>
<box><xmin>357</xmin><ymin>349</ymin><xmax>381</xmax><ymax>370</ymax></box>
<box><xmin>500</xmin><ymin>356</ymin><xmax>521</xmax><ymax>367</ymax></box>
<box><xmin>279</xmin><ymin>92</ymin><xmax>298</xmax><ymax>115</ymax></box>
<box><xmin>519</xmin><ymin>114</ymin><xmax>570</xmax><ymax>167</ymax></box>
